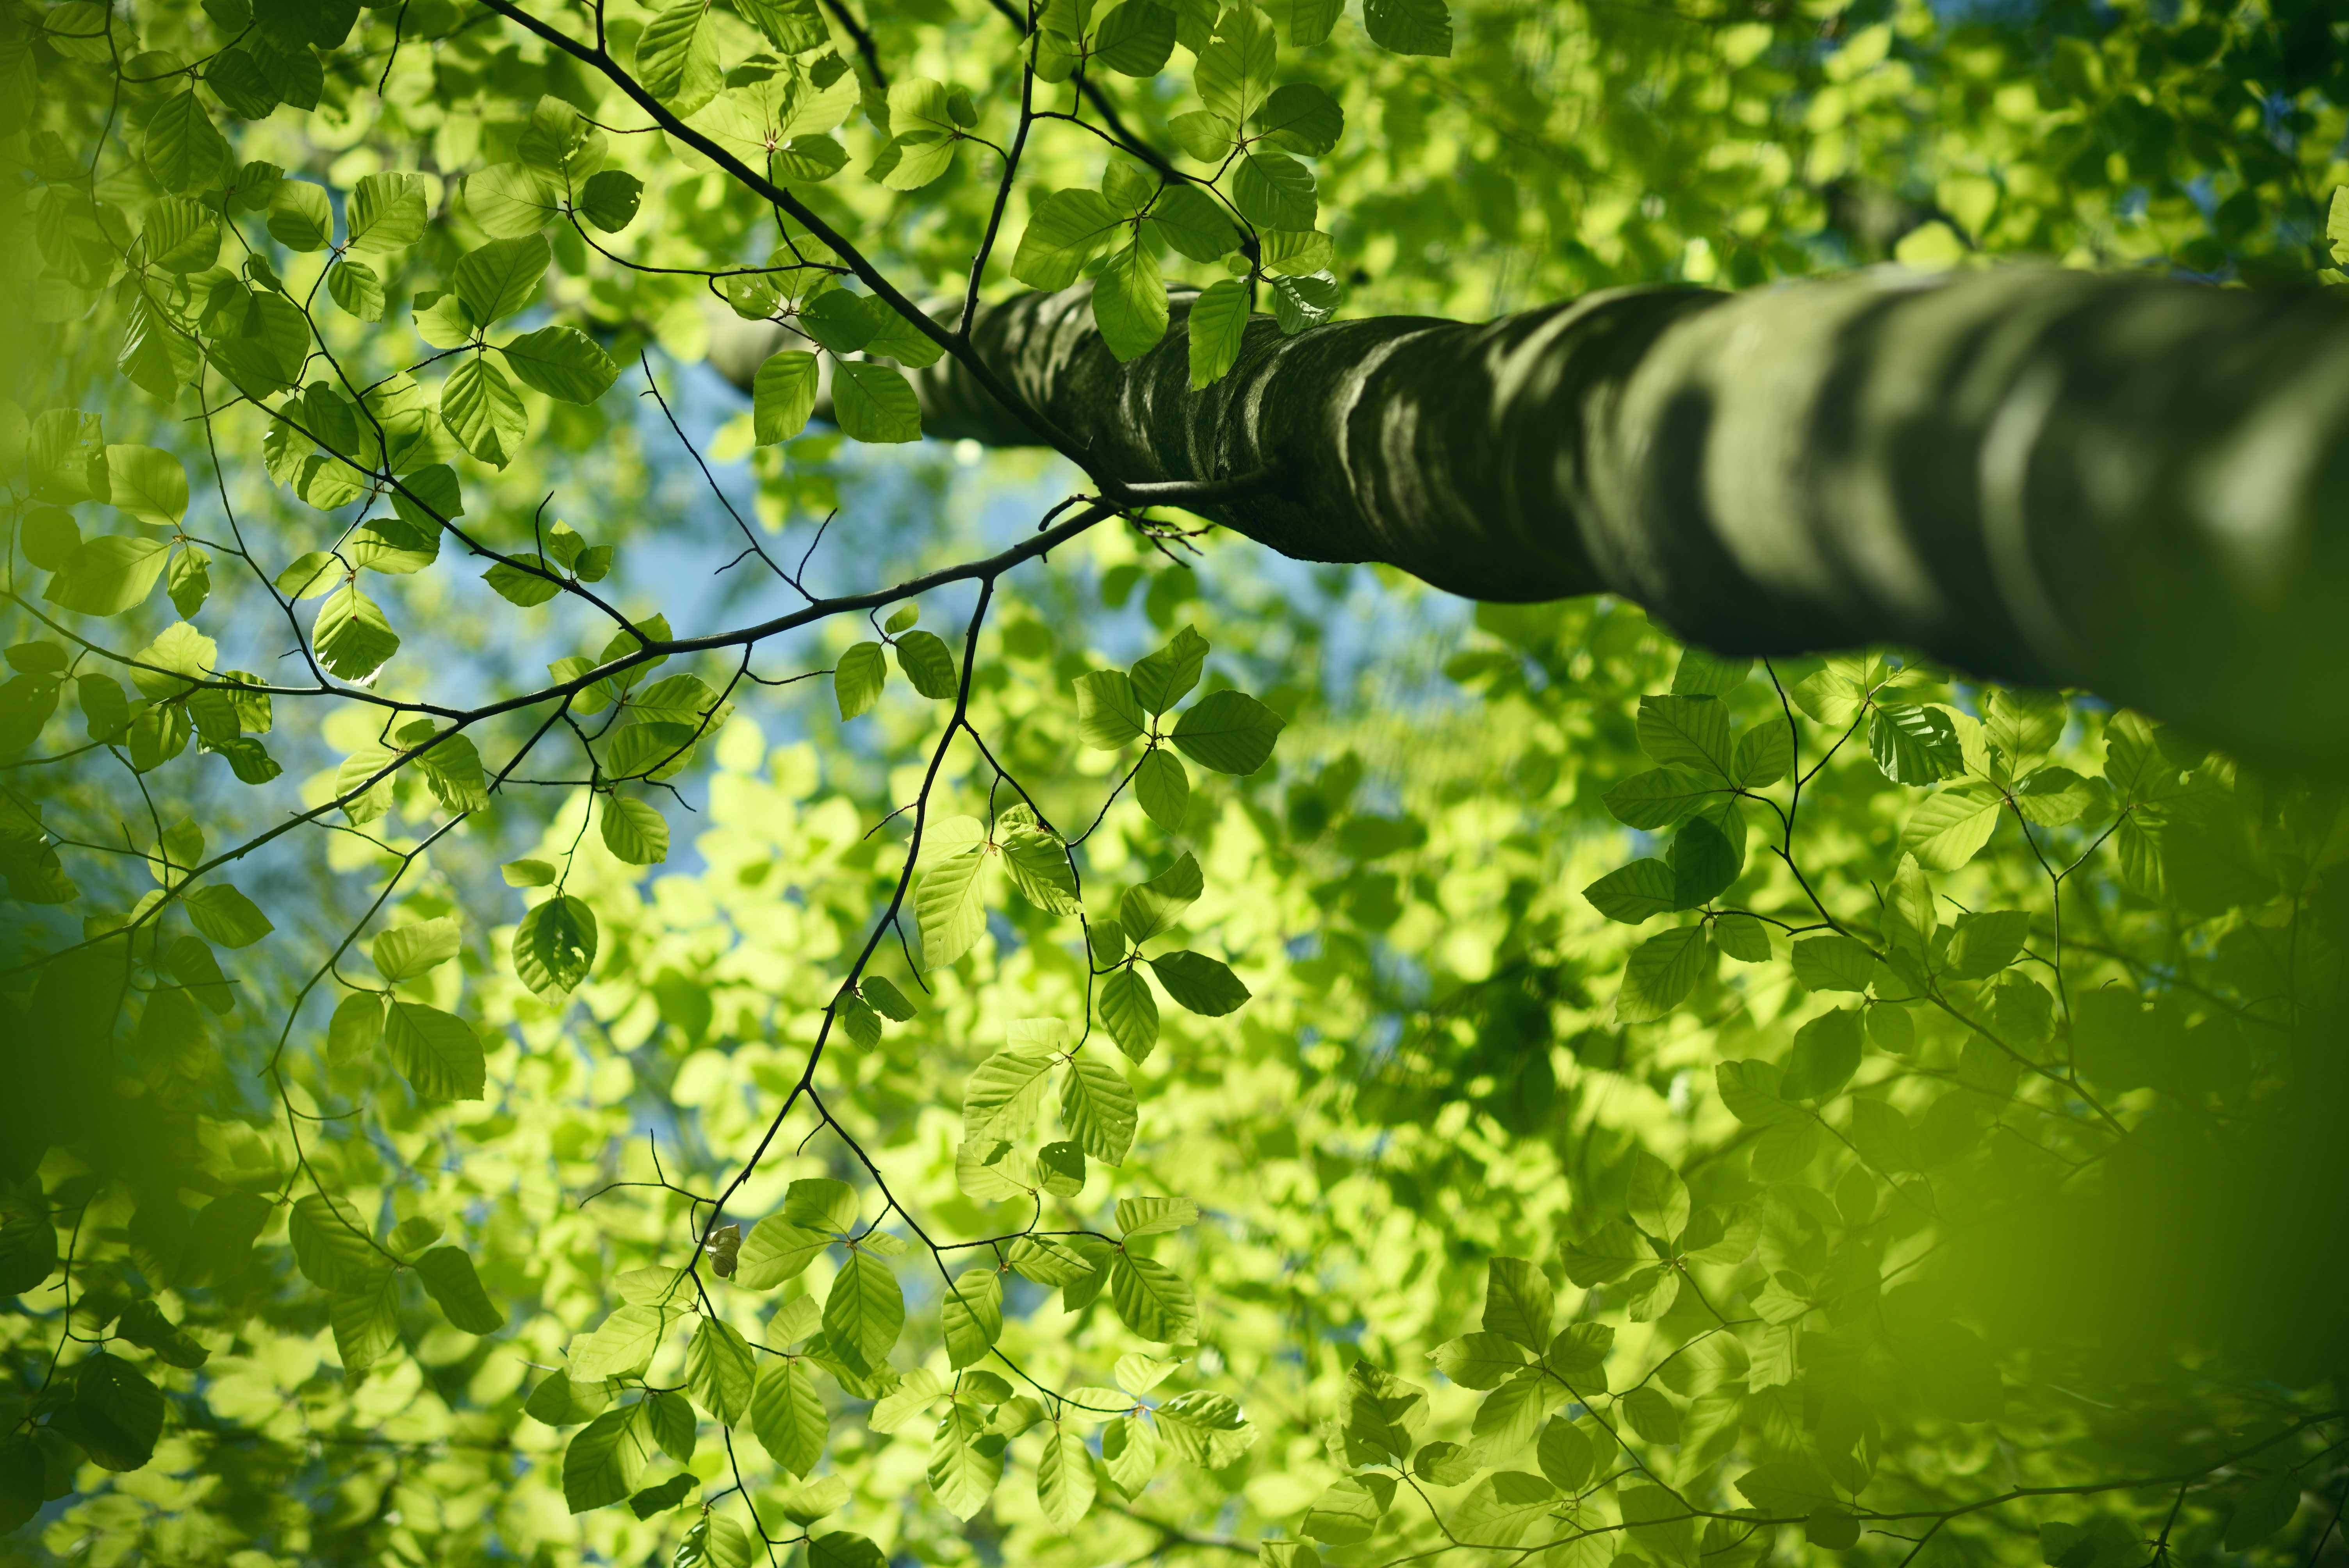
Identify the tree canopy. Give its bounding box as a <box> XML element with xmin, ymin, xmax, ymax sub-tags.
<box><xmin>2</xmin><ymin>1</ymin><xmax>2347</xmax><ymax>1566</ymax></box>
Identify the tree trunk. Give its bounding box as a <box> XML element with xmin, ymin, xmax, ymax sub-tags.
<box><xmin>713</xmin><ymin>269</ymin><xmax>2349</xmax><ymax>764</ymax></box>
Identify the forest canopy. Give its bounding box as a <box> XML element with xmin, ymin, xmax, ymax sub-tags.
<box><xmin>2</xmin><ymin>1</ymin><xmax>2348</xmax><ymax>1566</ymax></box>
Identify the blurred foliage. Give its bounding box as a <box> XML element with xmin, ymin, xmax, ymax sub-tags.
<box><xmin>2</xmin><ymin>1</ymin><xmax>2347</xmax><ymax>1566</ymax></box>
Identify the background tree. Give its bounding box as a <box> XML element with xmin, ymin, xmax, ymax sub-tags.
<box><xmin>2</xmin><ymin>2</ymin><xmax>2347</xmax><ymax>1566</ymax></box>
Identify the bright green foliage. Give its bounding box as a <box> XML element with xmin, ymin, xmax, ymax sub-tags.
<box><xmin>2</xmin><ymin>1</ymin><xmax>2347</xmax><ymax>1566</ymax></box>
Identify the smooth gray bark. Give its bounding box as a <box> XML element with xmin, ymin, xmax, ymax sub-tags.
<box><xmin>713</xmin><ymin>269</ymin><xmax>2349</xmax><ymax>763</ymax></box>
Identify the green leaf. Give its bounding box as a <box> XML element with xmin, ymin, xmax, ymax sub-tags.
<box><xmin>1617</xmin><ymin>925</ymin><xmax>1710</xmax><ymax>1022</ymax></box>
<box><xmin>1119</xmin><ymin>852</ymin><xmax>1203</xmax><ymax>944</ymax></box>
<box><xmin>1099</xmin><ymin>966</ymin><xmax>1160</xmax><ymax>1062</ymax></box>
<box><xmin>290</xmin><ymin>1193</ymin><xmax>387</xmax><ymax>1294</ymax></box>
<box><xmin>1187</xmin><ymin>278</ymin><xmax>1250</xmax><ymax>390</ymax></box>
<box><xmin>1133</xmin><ymin>747</ymin><xmax>1191</xmax><ymax>831</ymax></box>
<box><xmin>1196</xmin><ymin>5</ymin><xmax>1274</xmax><ymax>121</ymax></box>
<box><xmin>1636</xmin><ymin>695</ymin><xmax>1734</xmax><ymax>780</ymax></box>
<box><xmin>1471</xmin><ymin>1376</ymin><xmax>1562</xmax><ymax>1461</ymax></box>
<box><xmin>144</xmin><ymin>194</ymin><xmax>225</xmax><ymax>272</ymax></box>
<box><xmin>636</xmin><ymin>0</ymin><xmax>723</xmax><ymax>113</ymax></box>
<box><xmin>927</xmin><ymin>1400</ymin><xmax>1000</xmax><ymax>1518</ymax></box>
<box><xmin>1301</xmin><ymin>1475</ymin><xmax>1387</xmax><ymax>1544</ymax></box>
<box><xmin>600</xmin><ymin>794</ymin><xmax>669</xmax><ymax>865</ymax></box>
<box><xmin>2222</xmin><ymin>1473</ymin><xmax>2301</xmax><ymax>1550</ymax></box>
<box><xmin>1451</xmin><ymin>1470</ymin><xmax>1558</xmax><ymax>1546</ymax></box>
<box><xmin>1363</xmin><ymin>0</ymin><xmax>1451</xmax><ymax>53</ymax></box>
<box><xmin>1110</xmin><ymin>1252</ymin><xmax>1196</xmax><ymax>1342</ymax></box>
<box><xmin>442</xmin><ymin>357</ymin><xmax>528</xmax><ymax>468</ymax></box>
<box><xmin>1944</xmin><ymin>909</ymin><xmax>2029</xmax><ymax>979</ymax></box>
<box><xmin>1075</xmin><ymin>670</ymin><xmax>1148</xmax><ymax>748</ymax></box>
<box><xmin>1713</xmin><ymin>1059</ymin><xmax>1795</xmax><ymax>1127</ymax></box>
<box><xmin>144</xmin><ymin>91</ymin><xmax>229</xmax><ymax>192</ymax></box>
<box><xmin>1000</xmin><ymin>824</ymin><xmax>1080</xmax><ymax>913</ymax></box>
<box><xmin>862</xmin><ymin>976</ymin><xmax>917</xmax><ymax>1022</ymax></box>
<box><xmin>1094</xmin><ymin>241</ymin><xmax>1170</xmax><ymax>362</ymax></box>
<box><xmin>1261</xmin><ymin>228</ymin><xmax>1337</xmax><ymax>277</ymax></box>
<box><xmin>1062</xmin><ymin>1055</ymin><xmax>1137</xmax><ymax>1162</ymax></box>
<box><xmin>573</xmin><ymin>1303</ymin><xmax>673</xmax><ymax>1381</ymax></box>
<box><xmin>735</xmin><ymin>1217</ymin><xmax>829</xmax><ymax>1288</ymax></box>
<box><xmin>1036</xmin><ymin>1419</ymin><xmax>1098</xmax><ymax>1528</ymax></box>
<box><xmin>942</xmin><ymin>1266</ymin><xmax>1004</xmax><ymax>1367</ymax></box>
<box><xmin>2013</xmin><ymin>764</ymin><xmax>2094</xmax><ymax>825</ymax></box>
<box><xmin>167</xmin><ymin>545</ymin><xmax>211</xmax><ymax>618</ymax></box>
<box><xmin>1602</xmin><ymin>766</ymin><xmax>1718</xmax><ymax>829</ymax></box>
<box><xmin>1232</xmin><ymin>150</ymin><xmax>1317</xmax><ymax>230</ymax></box>
<box><xmin>415</xmin><ymin>1245</ymin><xmax>505</xmax><ymax>1333</ymax></box>
<box><xmin>1584</xmin><ymin>858</ymin><xmax>1675</xmax><ymax>924</ymax></box>
<box><xmin>513</xmin><ymin>895</ymin><xmax>597</xmax><ymax>998</ymax></box>
<box><xmin>801</xmin><ymin>292</ymin><xmax>878</xmax><ymax>355</ymax></box>
<box><xmin>1668</xmin><ymin>648</ymin><xmax>1750</xmax><ymax>695</ymax></box>
<box><xmin>372</xmin><ymin>915</ymin><xmax>459</xmax><ymax>982</ymax></box>
<box><xmin>464</xmin><ymin>162</ymin><xmax>558</xmax><ymax>239</ymax></box>
<box><xmin>54</xmin><ymin>1354</ymin><xmax>165</xmax><ymax>1472</ymax></box>
<box><xmin>526</xmin><ymin>1371</ymin><xmax>610</xmax><ymax>1428</ymax></box>
<box><xmin>578</xmin><ymin>169</ymin><xmax>643</xmax><ymax>232</ymax></box>
<box><xmin>563</xmin><ymin>1406</ymin><xmax>651</xmax><ymax>1513</ymax></box>
<box><xmin>328</xmin><ymin>991</ymin><xmax>385</xmax><ymax>1064</ymax></box>
<box><xmin>783</xmin><ymin>1177</ymin><xmax>860</xmax><ymax>1233</ymax></box>
<box><xmin>347</xmin><ymin>172</ymin><xmax>428</xmax><ymax>254</ymax></box>
<box><xmin>454</xmin><ymin>236</ymin><xmax>550</xmax><ymax>326</ymax></box>
<box><xmin>916</xmin><ymin>849</ymin><xmax>991</xmax><ymax>969</ymax></box>
<box><xmin>1151</xmin><ymin>186</ymin><xmax>1240</xmax><ymax>264</ymax></box>
<box><xmin>1735</xmin><ymin>721</ymin><xmax>1794</xmax><ymax>786</ymax></box>
<box><xmin>895</xmin><ymin>629</ymin><xmax>959</xmax><ymax>699</ymax></box>
<box><xmin>107</xmin><ymin>446</ymin><xmax>189</xmax><ymax>527</ymax></box>
<box><xmin>808</xmin><ymin>1532</ymin><xmax>887</xmax><ymax>1568</ymax></box>
<box><xmin>1806</xmin><ymin>1508</ymin><xmax>1861</xmax><ymax>1550</ymax></box>
<box><xmin>1095</xmin><ymin>0</ymin><xmax>1176</xmax><ymax>73</ymax></box>
<box><xmin>501</xmin><ymin>326</ymin><xmax>618</xmax><ymax>403</ymax></box>
<box><xmin>1252</xmin><ymin>85</ymin><xmax>1342</xmax><ymax>158</ymax></box>
<box><xmin>686</xmin><ymin>1316</ymin><xmax>757</xmax><ymax>1424</ymax></box>
<box><xmin>1167</xmin><ymin>110</ymin><xmax>1236</xmax><ymax>162</ymax></box>
<box><xmin>1171</xmin><ymin>689</ymin><xmax>1284</xmax><ymax>774</ymax></box>
<box><xmin>832</xmin><ymin>360</ymin><xmax>921</xmax><ymax>443</ymax></box>
<box><xmin>44</xmin><ymin>535</ymin><xmax>171</xmax><ymax>617</ymax></box>
<box><xmin>184</xmin><ymin>883</ymin><xmax>272</xmax><ymax>948</ymax></box>
<box><xmin>755</xmin><ymin>350</ymin><xmax>821</xmax><ymax>444</ymax></box>
<box><xmin>1627</xmin><ymin>1151</ymin><xmax>1690</xmax><ymax>1241</ymax></box>
<box><xmin>264</xmin><ymin>179</ymin><xmax>332</xmax><ymax>251</ymax></box>
<box><xmin>629</xmin><ymin>1473</ymin><xmax>695</xmax><ymax>1518</ymax></box>
<box><xmin>775</xmin><ymin>1473</ymin><xmax>850</xmax><ymax>1527</ymax></box>
<box><xmin>1014</xmin><ymin>189</ymin><xmax>1124</xmax><ymax>290</ymax></box>
<box><xmin>1734</xmin><ymin>1460</ymin><xmax>1839</xmax><ymax>1517</ymax></box>
<box><xmin>1901</xmin><ymin>782</ymin><xmax>2004</xmax><ymax>870</ymax></box>
<box><xmin>1483</xmin><ymin>1257</ymin><xmax>1554</xmax><ymax>1351</ymax></box>
<box><xmin>312</xmin><ymin>584</ymin><xmax>400</xmax><ymax>682</ymax></box>
<box><xmin>1782</xmin><ymin>1008</ymin><xmax>1863</xmax><ymax>1099</ymax></box>
<box><xmin>1130</xmin><ymin>627</ymin><xmax>1208</xmax><ymax>715</ymax></box>
<box><xmin>1432</xmin><ymin>1331</ymin><xmax>1528</xmax><ymax>1390</ymax></box>
<box><xmin>1267</xmin><ymin>272</ymin><xmax>1341</xmax><ymax>336</ymax></box>
<box><xmin>1870</xmin><ymin>704</ymin><xmax>1963</xmax><ymax>784</ymax></box>
<box><xmin>1537</xmin><ymin>1418</ymin><xmax>1594</xmax><ymax>1490</ymax></box>
<box><xmin>1790</xmin><ymin>934</ymin><xmax>1878</xmax><ymax>994</ymax></box>
<box><xmin>1668</xmin><ymin>815</ymin><xmax>1739</xmax><ymax>907</ymax></box>
<box><xmin>1148</xmin><ymin>950</ymin><xmax>1249</xmax><ymax>1016</ymax></box>
<box><xmin>112</xmin><ymin>1300</ymin><xmax>208</xmax><ymax>1370</ymax></box>
<box><xmin>824</xmin><ymin>1249</ymin><xmax>904</xmax><ymax>1372</ymax></box>
<box><xmin>1110</xmin><ymin>1199</ymin><xmax>1196</xmax><ymax>1242</ymax></box>
<box><xmin>834</xmin><ymin>640</ymin><xmax>888</xmax><ymax>718</ymax></box>
<box><xmin>1713</xmin><ymin>911</ymin><xmax>1772</xmax><ymax>962</ymax></box>
<box><xmin>384</xmin><ymin>999</ymin><xmax>486</xmax><ymax>1099</ymax></box>
<box><xmin>1262</xmin><ymin>0</ymin><xmax>1342</xmax><ymax>44</ymax></box>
